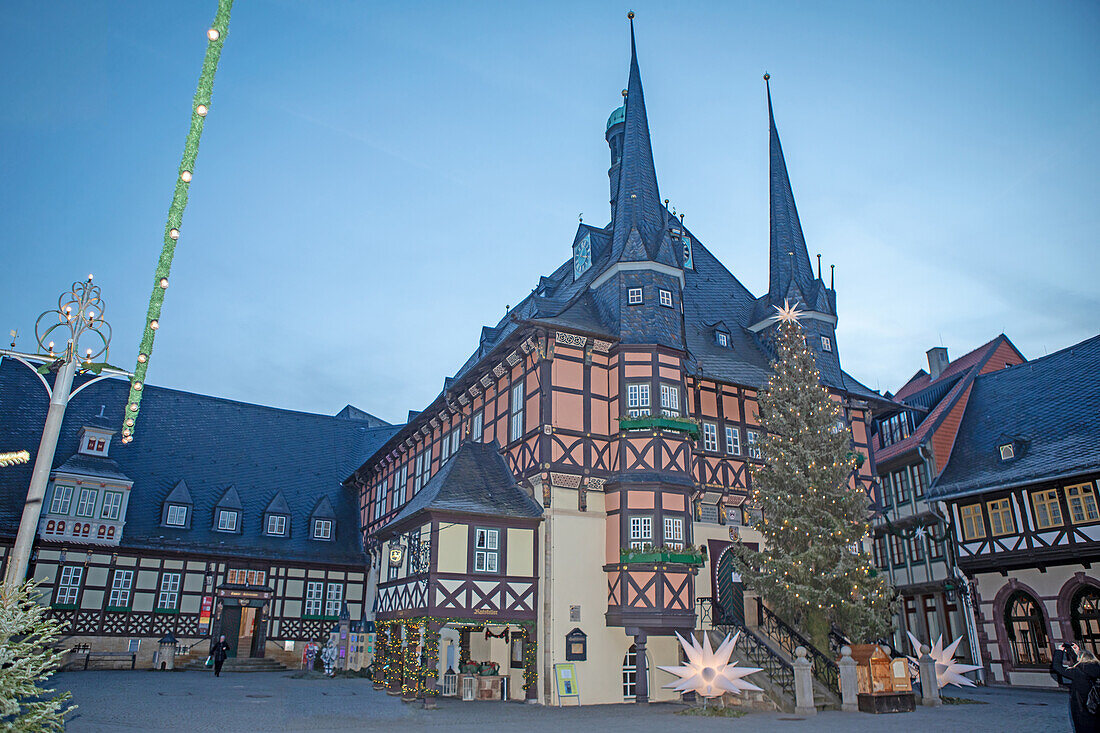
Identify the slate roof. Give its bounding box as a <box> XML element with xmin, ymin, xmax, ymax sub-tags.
<box><xmin>53</xmin><ymin>453</ymin><xmax>132</xmax><ymax>483</ymax></box>
<box><xmin>929</xmin><ymin>334</ymin><xmax>1100</xmax><ymax>500</ymax></box>
<box><xmin>0</xmin><ymin>358</ymin><xmax>400</xmax><ymax>564</ymax></box>
<box><xmin>874</xmin><ymin>335</ymin><xmax>1017</xmax><ymax>465</ymax></box>
<box><xmin>377</xmin><ymin>441</ymin><xmax>542</xmax><ymax>536</ymax></box>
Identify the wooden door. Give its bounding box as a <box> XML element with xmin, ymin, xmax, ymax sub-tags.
<box><xmin>716</xmin><ymin>549</ymin><xmax>745</xmax><ymax>626</ymax></box>
<box><xmin>221</xmin><ymin>605</ymin><xmax>242</xmax><ymax>658</ymax></box>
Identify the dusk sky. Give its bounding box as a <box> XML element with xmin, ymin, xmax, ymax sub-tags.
<box><xmin>2</xmin><ymin>1</ymin><xmax>1097</xmax><ymax>424</ymax></box>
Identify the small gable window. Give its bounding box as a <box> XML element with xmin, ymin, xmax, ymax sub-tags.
<box><xmin>217</xmin><ymin>509</ymin><xmax>238</xmax><ymax>532</ymax></box>
<box><xmin>821</xmin><ymin>336</ymin><xmax>832</xmax><ymax>352</ymax></box>
<box><xmin>999</xmin><ymin>443</ymin><xmax>1015</xmax><ymax>461</ymax></box>
<box><xmin>165</xmin><ymin>505</ymin><xmax>187</xmax><ymax>527</ymax></box>
<box><xmin>574</xmin><ymin>234</ymin><xmax>592</xmax><ymax>279</ymax></box>
<box><xmin>628</xmin><ymin>287</ymin><xmax>643</xmax><ymax>305</ymax></box>
<box><xmin>266</xmin><ymin>514</ymin><xmax>287</xmax><ymax>536</ymax></box>
<box><xmin>716</xmin><ymin>331</ymin><xmax>730</xmax><ymax>348</ymax></box>
<box><xmin>659</xmin><ymin>289</ymin><xmax>673</xmax><ymax>308</ymax></box>
<box><xmin>313</xmin><ymin>519</ymin><xmax>333</xmax><ymax>540</ymax></box>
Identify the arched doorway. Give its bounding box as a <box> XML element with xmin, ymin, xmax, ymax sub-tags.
<box><xmin>621</xmin><ymin>644</ymin><xmax>650</xmax><ymax>701</ymax></box>
<box><xmin>1072</xmin><ymin>587</ymin><xmax>1100</xmax><ymax>657</ymax></box>
<box><xmin>1004</xmin><ymin>590</ymin><xmax>1050</xmax><ymax>667</ymax></box>
<box><xmin>716</xmin><ymin>548</ymin><xmax>745</xmax><ymax>626</ymax></box>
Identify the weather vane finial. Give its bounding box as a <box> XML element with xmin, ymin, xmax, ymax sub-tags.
<box><xmin>628</xmin><ymin>10</ymin><xmax>635</xmax><ymax>20</ymax></box>
<box><xmin>763</xmin><ymin>72</ymin><xmax>770</xmax><ymax>82</ymax></box>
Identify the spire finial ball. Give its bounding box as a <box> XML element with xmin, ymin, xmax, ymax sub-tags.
<box><xmin>627</xmin><ymin>11</ymin><xmax>634</xmax><ymax>20</ymax></box>
<box><xmin>763</xmin><ymin>72</ymin><xmax>770</xmax><ymax>81</ymax></box>
<box><xmin>621</xmin><ymin>89</ymin><xmax>628</xmax><ymax>98</ymax></box>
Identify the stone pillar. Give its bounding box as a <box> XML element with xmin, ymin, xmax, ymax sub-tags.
<box><xmin>793</xmin><ymin>646</ymin><xmax>817</xmax><ymax>716</ymax></box>
<box><xmin>838</xmin><ymin>645</ymin><xmax>858</xmax><ymax>712</ymax></box>
<box><xmin>634</xmin><ymin>631</ymin><xmax>649</xmax><ymax>704</ymax></box>
<box><xmin>918</xmin><ymin>645</ymin><xmax>941</xmax><ymax>706</ymax></box>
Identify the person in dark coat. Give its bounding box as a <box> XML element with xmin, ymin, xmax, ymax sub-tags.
<box><xmin>1052</xmin><ymin>643</ymin><xmax>1100</xmax><ymax>733</ymax></box>
<box><xmin>212</xmin><ymin>635</ymin><xmax>232</xmax><ymax>678</ymax></box>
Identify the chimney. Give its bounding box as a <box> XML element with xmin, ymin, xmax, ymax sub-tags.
<box><xmin>926</xmin><ymin>347</ymin><xmax>949</xmax><ymax>380</ymax></box>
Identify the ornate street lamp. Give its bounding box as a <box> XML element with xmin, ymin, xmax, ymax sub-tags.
<box><xmin>1</xmin><ymin>277</ymin><xmax>131</xmax><ymax>589</ymax></box>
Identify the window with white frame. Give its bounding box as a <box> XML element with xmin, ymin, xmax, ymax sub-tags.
<box><xmin>660</xmin><ymin>383</ymin><xmax>680</xmax><ymax>416</ymax></box>
<box><xmin>725</xmin><ymin>425</ymin><xmax>741</xmax><ymax>455</ymax></box>
<box><xmin>702</xmin><ymin>422</ymin><xmax>718</xmax><ymax>452</ymax></box>
<box><xmin>450</xmin><ymin>428</ymin><xmax>460</xmax><ymax>455</ymax></box>
<box><xmin>664</xmin><ymin>517</ymin><xmax>684</xmax><ymax>549</ymax></box>
<box><xmin>49</xmin><ymin>485</ymin><xmax>73</xmax><ymax>514</ymax></box>
<box><xmin>659</xmin><ymin>289</ymin><xmax>673</xmax><ymax>308</ymax></box>
<box><xmin>217</xmin><ymin>509</ymin><xmax>238</xmax><ymax>531</ymax></box>
<box><xmin>396</xmin><ymin>465</ymin><xmax>408</xmax><ymax>505</ymax></box>
<box><xmin>313</xmin><ymin>519</ymin><xmax>333</xmax><ymax>540</ymax></box>
<box><xmin>304</xmin><ymin>581</ymin><xmax>324</xmax><ymax>616</ymax></box>
<box><xmin>746</xmin><ymin>430</ymin><xmax>762</xmax><ymax>459</ymax></box>
<box><xmin>157</xmin><ymin>573</ymin><xmax>181</xmax><ymax>610</ymax></box>
<box><xmin>413</xmin><ymin>453</ymin><xmax>424</xmax><ymax>492</ymax></box>
<box><xmin>325</xmin><ymin>583</ymin><xmax>344</xmax><ymax>617</ymax></box>
<box><xmin>75</xmin><ymin>488</ymin><xmax>97</xmax><ymax>518</ymax></box>
<box><xmin>108</xmin><ymin>569</ymin><xmax>133</xmax><ymax>608</ymax></box>
<box><xmin>55</xmin><ymin>566</ymin><xmax>82</xmax><ymax>606</ymax></box>
<box><xmin>472</xmin><ymin>412</ymin><xmax>484</xmax><ymax>441</ymax></box>
<box><xmin>266</xmin><ymin>514</ymin><xmax>287</xmax><ymax>536</ymax></box>
<box><xmin>626</xmin><ymin>383</ymin><xmax>651</xmax><ymax>418</ymax></box>
<box><xmin>474</xmin><ymin>528</ymin><xmax>500</xmax><ymax>573</ymax></box>
<box><xmin>623</xmin><ymin>645</ymin><xmax>640</xmax><ymax>700</ymax></box>
<box><xmin>510</xmin><ymin>380</ymin><xmax>525</xmax><ymax>442</ymax></box>
<box><xmin>627</xmin><ymin>287</ymin><xmax>643</xmax><ymax>305</ymax></box>
<box><xmin>423</xmin><ymin>445</ymin><xmax>433</xmax><ymax>481</ymax></box>
<box><xmin>375</xmin><ymin>479</ymin><xmax>388</xmax><ymax>520</ymax></box>
<box><xmin>628</xmin><ymin>516</ymin><xmax>652</xmax><ymax>549</ymax></box>
<box><xmin>821</xmin><ymin>336</ymin><xmax>832</xmax><ymax>352</ymax></box>
<box><xmin>165</xmin><ymin>504</ymin><xmax>187</xmax><ymax>527</ymax></box>
<box><xmin>100</xmin><ymin>491</ymin><xmax>123</xmax><ymax>520</ymax></box>
<box><xmin>716</xmin><ymin>331</ymin><xmax>730</xmax><ymax>347</ymax></box>
<box><xmin>440</xmin><ymin>433</ymin><xmax>451</xmax><ymax>464</ymax></box>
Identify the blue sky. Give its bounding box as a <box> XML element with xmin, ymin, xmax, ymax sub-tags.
<box><xmin>2</xmin><ymin>1</ymin><xmax>1097</xmax><ymax>423</ymax></box>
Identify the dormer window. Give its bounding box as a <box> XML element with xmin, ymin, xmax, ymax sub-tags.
<box><xmin>217</xmin><ymin>509</ymin><xmax>238</xmax><ymax>532</ymax></box>
<box><xmin>628</xmin><ymin>287</ymin><xmax>643</xmax><ymax>305</ymax></box>
<box><xmin>266</xmin><ymin>514</ymin><xmax>287</xmax><ymax>536</ymax></box>
<box><xmin>716</xmin><ymin>331</ymin><xmax>730</xmax><ymax>348</ymax></box>
<box><xmin>78</xmin><ymin>428</ymin><xmax>113</xmax><ymax>457</ymax></box>
<box><xmin>821</xmin><ymin>336</ymin><xmax>832</xmax><ymax>352</ymax></box>
<box><xmin>573</xmin><ymin>233</ymin><xmax>592</xmax><ymax>279</ymax></box>
<box><xmin>659</xmin><ymin>289</ymin><xmax>673</xmax><ymax>308</ymax></box>
<box><xmin>999</xmin><ymin>443</ymin><xmax>1015</xmax><ymax>461</ymax></box>
<box><xmin>313</xmin><ymin>519</ymin><xmax>333</xmax><ymax>540</ymax></box>
<box><xmin>165</xmin><ymin>504</ymin><xmax>188</xmax><ymax>527</ymax></box>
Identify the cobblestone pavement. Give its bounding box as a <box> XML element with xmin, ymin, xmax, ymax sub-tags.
<box><xmin>56</xmin><ymin>670</ymin><xmax>1068</xmax><ymax>732</ymax></box>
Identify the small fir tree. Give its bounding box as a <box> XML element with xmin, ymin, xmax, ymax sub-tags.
<box><xmin>0</xmin><ymin>581</ymin><xmax>73</xmax><ymax>731</ymax></box>
<box><xmin>733</xmin><ymin>304</ymin><xmax>895</xmax><ymax>651</ymax></box>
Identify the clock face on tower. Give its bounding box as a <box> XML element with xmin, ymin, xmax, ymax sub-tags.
<box><xmin>574</xmin><ymin>234</ymin><xmax>592</xmax><ymax>279</ymax></box>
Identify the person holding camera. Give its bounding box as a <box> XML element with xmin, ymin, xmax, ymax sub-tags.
<box><xmin>1052</xmin><ymin>642</ymin><xmax>1100</xmax><ymax>732</ymax></box>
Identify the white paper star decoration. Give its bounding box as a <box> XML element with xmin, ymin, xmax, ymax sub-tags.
<box><xmin>772</xmin><ymin>299</ymin><xmax>803</xmax><ymax>324</ymax></box>
<box><xmin>907</xmin><ymin>631</ymin><xmax>982</xmax><ymax>688</ymax></box>
<box><xmin>659</xmin><ymin>631</ymin><xmax>763</xmax><ymax>698</ymax></box>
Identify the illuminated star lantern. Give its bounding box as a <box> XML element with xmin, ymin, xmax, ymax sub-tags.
<box><xmin>772</xmin><ymin>299</ymin><xmax>803</xmax><ymax>324</ymax></box>
<box><xmin>907</xmin><ymin>631</ymin><xmax>982</xmax><ymax>688</ymax></box>
<box><xmin>659</xmin><ymin>631</ymin><xmax>763</xmax><ymax>698</ymax></box>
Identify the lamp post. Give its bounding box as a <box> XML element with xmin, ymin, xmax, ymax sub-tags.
<box><xmin>1</xmin><ymin>277</ymin><xmax>131</xmax><ymax>590</ymax></box>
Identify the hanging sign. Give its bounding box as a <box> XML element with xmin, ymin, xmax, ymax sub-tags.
<box><xmin>198</xmin><ymin>596</ymin><xmax>213</xmax><ymax>634</ymax></box>
<box><xmin>389</xmin><ymin>545</ymin><xmax>405</xmax><ymax>567</ymax></box>
<box><xmin>553</xmin><ymin>662</ymin><xmax>580</xmax><ymax>705</ymax></box>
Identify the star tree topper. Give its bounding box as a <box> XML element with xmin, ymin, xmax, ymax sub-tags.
<box><xmin>659</xmin><ymin>631</ymin><xmax>763</xmax><ymax>698</ymax></box>
<box><xmin>772</xmin><ymin>299</ymin><xmax>804</xmax><ymax>324</ymax></box>
<box><xmin>907</xmin><ymin>631</ymin><xmax>982</xmax><ymax>688</ymax></box>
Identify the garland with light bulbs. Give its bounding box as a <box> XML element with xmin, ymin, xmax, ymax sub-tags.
<box><xmin>121</xmin><ymin>0</ymin><xmax>234</xmax><ymax>442</ymax></box>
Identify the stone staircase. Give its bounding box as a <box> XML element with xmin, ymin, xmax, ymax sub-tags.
<box><xmin>179</xmin><ymin>656</ymin><xmax>287</xmax><ymax>673</ymax></box>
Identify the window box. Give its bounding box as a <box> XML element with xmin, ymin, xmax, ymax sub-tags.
<box><xmin>154</xmin><ymin>608</ymin><xmax>180</xmax><ymax>614</ymax></box>
<box><xmin>618</xmin><ymin>547</ymin><xmax>704</xmax><ymax>565</ymax></box>
<box><xmin>302</xmin><ymin>614</ymin><xmax>339</xmax><ymax>621</ymax></box>
<box><xmin>105</xmin><ymin>606</ymin><xmax>131</xmax><ymax>613</ymax></box>
<box><xmin>616</xmin><ymin>414</ymin><xmax>700</xmax><ymax>438</ymax></box>
<box><xmin>50</xmin><ymin>603</ymin><xmax>78</xmax><ymax>611</ymax></box>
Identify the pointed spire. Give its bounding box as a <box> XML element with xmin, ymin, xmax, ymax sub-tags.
<box><xmin>766</xmin><ymin>75</ymin><xmax>817</xmax><ymax>306</ymax></box>
<box><xmin>609</xmin><ymin>13</ymin><xmax>676</xmax><ymax>267</ymax></box>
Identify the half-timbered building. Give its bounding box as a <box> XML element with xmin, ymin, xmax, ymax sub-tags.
<box><xmin>870</xmin><ymin>335</ymin><xmax>1025</xmax><ymax>664</ymax></box>
<box><xmin>927</xmin><ymin>334</ymin><xmax>1100</xmax><ymax>687</ymax></box>
<box><xmin>349</xmin><ymin>21</ymin><xmax>887</xmax><ymax>706</ymax></box>
<box><xmin>0</xmin><ymin>358</ymin><xmax>398</xmax><ymax>668</ymax></box>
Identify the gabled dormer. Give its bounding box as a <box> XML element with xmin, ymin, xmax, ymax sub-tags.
<box><xmin>160</xmin><ymin>479</ymin><xmax>194</xmax><ymax>529</ymax></box>
<box><xmin>78</xmin><ymin>407</ymin><xmax>115</xmax><ymax>457</ymax></box>
<box><xmin>309</xmin><ymin>496</ymin><xmax>336</xmax><ymax>541</ymax></box>
<box><xmin>212</xmin><ymin>486</ymin><xmax>243</xmax><ymax>533</ymax></box>
<box><xmin>263</xmin><ymin>491</ymin><xmax>291</xmax><ymax>537</ymax></box>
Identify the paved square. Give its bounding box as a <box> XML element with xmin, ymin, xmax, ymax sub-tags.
<box><xmin>55</xmin><ymin>670</ymin><xmax>1067</xmax><ymax>732</ymax></box>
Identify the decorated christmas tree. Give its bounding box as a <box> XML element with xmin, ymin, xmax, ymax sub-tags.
<box><xmin>0</xmin><ymin>582</ymin><xmax>73</xmax><ymax>730</ymax></box>
<box><xmin>733</xmin><ymin>302</ymin><xmax>895</xmax><ymax>651</ymax></box>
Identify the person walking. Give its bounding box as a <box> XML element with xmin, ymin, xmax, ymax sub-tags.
<box><xmin>1052</xmin><ymin>642</ymin><xmax>1100</xmax><ymax>732</ymax></box>
<box><xmin>212</xmin><ymin>635</ymin><xmax>232</xmax><ymax>678</ymax></box>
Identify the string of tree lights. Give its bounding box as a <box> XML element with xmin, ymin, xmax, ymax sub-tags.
<box><xmin>121</xmin><ymin>0</ymin><xmax>235</xmax><ymax>442</ymax></box>
<box><xmin>732</xmin><ymin>301</ymin><xmax>896</xmax><ymax>653</ymax></box>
